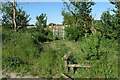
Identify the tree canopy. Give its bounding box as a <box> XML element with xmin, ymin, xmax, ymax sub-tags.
<box><xmin>62</xmin><ymin>1</ymin><xmax>95</xmax><ymax>41</ymax></box>
<box><xmin>35</xmin><ymin>13</ymin><xmax>47</xmax><ymax>27</ymax></box>
<box><xmin>2</xmin><ymin>2</ymin><xmax>31</xmax><ymax>30</ymax></box>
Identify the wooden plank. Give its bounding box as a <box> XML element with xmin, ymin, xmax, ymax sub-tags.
<box><xmin>64</xmin><ymin>60</ymin><xmax>68</xmax><ymax>72</ymax></box>
<box><xmin>62</xmin><ymin>52</ymin><xmax>71</xmax><ymax>60</ymax></box>
<box><xmin>67</xmin><ymin>64</ymin><xmax>90</xmax><ymax>68</ymax></box>
<box><xmin>61</xmin><ymin>73</ymin><xmax>73</xmax><ymax>80</ymax></box>
<box><xmin>70</xmin><ymin>67</ymin><xmax>74</xmax><ymax>73</ymax></box>
<box><xmin>62</xmin><ymin>52</ymin><xmax>71</xmax><ymax>72</ymax></box>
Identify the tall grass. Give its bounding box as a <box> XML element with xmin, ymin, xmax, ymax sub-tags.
<box><xmin>2</xmin><ymin>28</ymin><xmax>119</xmax><ymax>78</ymax></box>
<box><xmin>2</xmin><ymin>27</ymin><xmax>51</xmax><ymax>74</ymax></box>
<box><xmin>68</xmin><ymin>33</ymin><xmax>118</xmax><ymax>78</ymax></box>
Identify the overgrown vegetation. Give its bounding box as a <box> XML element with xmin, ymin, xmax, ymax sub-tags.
<box><xmin>62</xmin><ymin>1</ymin><xmax>95</xmax><ymax>40</ymax></box>
<box><xmin>65</xmin><ymin>25</ymin><xmax>84</xmax><ymax>41</ymax></box>
<box><xmin>69</xmin><ymin>34</ymin><xmax>118</xmax><ymax>78</ymax></box>
<box><xmin>2</xmin><ymin>27</ymin><xmax>52</xmax><ymax>72</ymax></box>
<box><xmin>2</xmin><ymin>30</ymin><xmax>119</xmax><ymax>78</ymax></box>
<box><xmin>2</xmin><ymin>0</ymin><xmax>119</xmax><ymax>79</ymax></box>
<box><xmin>2</xmin><ymin>2</ymin><xmax>31</xmax><ymax>30</ymax></box>
<box><xmin>35</xmin><ymin>13</ymin><xmax>47</xmax><ymax>27</ymax></box>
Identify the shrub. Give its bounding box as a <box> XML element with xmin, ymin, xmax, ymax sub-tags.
<box><xmin>78</xmin><ymin>33</ymin><xmax>102</xmax><ymax>60</ymax></box>
<box><xmin>2</xmin><ymin>27</ymin><xmax>53</xmax><ymax>72</ymax></box>
<box><xmin>75</xmin><ymin>33</ymin><xmax>119</xmax><ymax>78</ymax></box>
<box><xmin>65</xmin><ymin>25</ymin><xmax>84</xmax><ymax>41</ymax></box>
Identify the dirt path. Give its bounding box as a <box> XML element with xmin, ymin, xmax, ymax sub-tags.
<box><xmin>2</xmin><ymin>72</ymin><xmax>39</xmax><ymax>78</ymax></box>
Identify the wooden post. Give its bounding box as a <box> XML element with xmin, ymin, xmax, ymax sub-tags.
<box><xmin>62</xmin><ymin>52</ymin><xmax>71</xmax><ymax>72</ymax></box>
<box><xmin>53</xmin><ymin>26</ymin><xmax>55</xmax><ymax>38</ymax></box>
<box><xmin>58</xmin><ymin>26</ymin><xmax>59</xmax><ymax>38</ymax></box>
<box><xmin>63</xmin><ymin>26</ymin><xmax>65</xmax><ymax>40</ymax></box>
<box><xmin>70</xmin><ymin>67</ymin><xmax>74</xmax><ymax>73</ymax></box>
<box><xmin>64</xmin><ymin>60</ymin><xmax>68</xmax><ymax>72</ymax></box>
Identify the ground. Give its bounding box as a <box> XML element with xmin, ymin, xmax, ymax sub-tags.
<box><xmin>2</xmin><ymin>38</ymin><xmax>119</xmax><ymax>78</ymax></box>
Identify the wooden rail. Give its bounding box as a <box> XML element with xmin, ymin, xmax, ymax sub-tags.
<box><xmin>62</xmin><ymin>52</ymin><xmax>71</xmax><ymax>60</ymax></box>
<box><xmin>67</xmin><ymin>64</ymin><xmax>90</xmax><ymax>73</ymax></box>
<box><xmin>61</xmin><ymin>73</ymin><xmax>73</xmax><ymax>80</ymax></box>
<box><xmin>62</xmin><ymin>52</ymin><xmax>90</xmax><ymax>73</ymax></box>
<box><xmin>67</xmin><ymin>64</ymin><xmax>90</xmax><ymax>68</ymax></box>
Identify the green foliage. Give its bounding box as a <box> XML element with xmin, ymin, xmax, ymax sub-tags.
<box><xmin>97</xmin><ymin>1</ymin><xmax>120</xmax><ymax>39</ymax></box>
<box><xmin>2</xmin><ymin>2</ymin><xmax>13</xmax><ymax>29</ymax></box>
<box><xmin>65</xmin><ymin>25</ymin><xmax>84</xmax><ymax>41</ymax></box>
<box><xmin>67</xmin><ymin>33</ymin><xmax>118</xmax><ymax>78</ymax></box>
<box><xmin>2</xmin><ymin>2</ymin><xmax>31</xmax><ymax>30</ymax></box>
<box><xmin>35</xmin><ymin>13</ymin><xmax>47</xmax><ymax>27</ymax></box>
<box><xmin>79</xmin><ymin>33</ymin><xmax>103</xmax><ymax>60</ymax></box>
<box><xmin>22</xmin><ymin>27</ymin><xmax>53</xmax><ymax>42</ymax></box>
<box><xmin>2</xmin><ymin>32</ymin><xmax>118</xmax><ymax>78</ymax></box>
<box><xmin>109</xmin><ymin>1</ymin><xmax>120</xmax><ymax>18</ymax></box>
<box><xmin>99</xmin><ymin>10</ymin><xmax>120</xmax><ymax>39</ymax></box>
<box><xmin>62</xmin><ymin>2</ymin><xmax>95</xmax><ymax>25</ymax></box>
<box><xmin>16</xmin><ymin>8</ymin><xmax>31</xmax><ymax>28</ymax></box>
<box><xmin>62</xmin><ymin>1</ymin><xmax>95</xmax><ymax>29</ymax></box>
<box><xmin>2</xmin><ymin>27</ymin><xmax>53</xmax><ymax>72</ymax></box>
<box><xmin>2</xmin><ymin>1</ymin><xmax>119</xmax><ymax>78</ymax></box>
<box><xmin>2</xmin><ymin>57</ymin><xmax>28</xmax><ymax>70</ymax></box>
<box><xmin>62</xmin><ymin>1</ymin><xmax>95</xmax><ymax>41</ymax></box>
<box><xmin>61</xmin><ymin>11</ymin><xmax>74</xmax><ymax>26</ymax></box>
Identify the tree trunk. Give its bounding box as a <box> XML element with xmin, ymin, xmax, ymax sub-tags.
<box><xmin>13</xmin><ymin>0</ymin><xmax>17</xmax><ymax>31</ymax></box>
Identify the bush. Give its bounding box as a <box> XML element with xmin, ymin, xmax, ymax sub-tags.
<box><xmin>2</xmin><ymin>27</ymin><xmax>52</xmax><ymax>72</ymax></box>
<box><xmin>65</xmin><ymin>25</ymin><xmax>84</xmax><ymax>41</ymax></box>
<box><xmin>19</xmin><ymin>27</ymin><xmax>53</xmax><ymax>42</ymax></box>
<box><xmin>80</xmin><ymin>33</ymin><xmax>102</xmax><ymax>60</ymax></box>
<box><xmin>29</xmin><ymin>42</ymin><xmax>70</xmax><ymax>78</ymax></box>
<box><xmin>2</xmin><ymin>27</ymin><xmax>118</xmax><ymax>78</ymax></box>
<box><xmin>97</xmin><ymin>10</ymin><xmax>120</xmax><ymax>39</ymax></box>
<box><xmin>2</xmin><ymin>57</ymin><xmax>28</xmax><ymax>70</ymax></box>
<box><xmin>75</xmin><ymin>33</ymin><xmax>119</xmax><ymax>78</ymax></box>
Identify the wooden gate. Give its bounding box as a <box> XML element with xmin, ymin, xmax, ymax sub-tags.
<box><xmin>49</xmin><ymin>26</ymin><xmax>65</xmax><ymax>40</ymax></box>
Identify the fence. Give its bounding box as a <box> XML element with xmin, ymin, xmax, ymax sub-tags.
<box><xmin>49</xmin><ymin>25</ymin><xmax>66</xmax><ymax>40</ymax></box>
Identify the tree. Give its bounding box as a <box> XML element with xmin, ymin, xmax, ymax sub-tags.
<box><xmin>62</xmin><ymin>1</ymin><xmax>95</xmax><ymax>40</ymax></box>
<box><xmin>99</xmin><ymin>10</ymin><xmax>119</xmax><ymax>39</ymax></box>
<box><xmin>2</xmin><ymin>1</ymin><xmax>31</xmax><ymax>30</ymax></box>
<box><xmin>62</xmin><ymin>1</ymin><xmax>95</xmax><ymax>28</ymax></box>
<box><xmin>97</xmin><ymin>1</ymin><xmax>120</xmax><ymax>39</ymax></box>
<box><xmin>110</xmin><ymin>2</ymin><xmax>120</xmax><ymax>24</ymax></box>
<box><xmin>16</xmin><ymin>8</ymin><xmax>31</xmax><ymax>29</ymax></box>
<box><xmin>35</xmin><ymin>13</ymin><xmax>47</xmax><ymax>27</ymax></box>
<box><xmin>2</xmin><ymin>2</ymin><xmax>13</xmax><ymax>29</ymax></box>
<box><xmin>61</xmin><ymin>11</ymin><xmax>75</xmax><ymax>26</ymax></box>
<box><xmin>109</xmin><ymin>0</ymin><xmax>120</xmax><ymax>18</ymax></box>
<box><xmin>65</xmin><ymin>25</ymin><xmax>84</xmax><ymax>41</ymax></box>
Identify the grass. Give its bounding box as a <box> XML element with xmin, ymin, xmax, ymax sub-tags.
<box><xmin>2</xmin><ymin>28</ymin><xmax>119</xmax><ymax>78</ymax></box>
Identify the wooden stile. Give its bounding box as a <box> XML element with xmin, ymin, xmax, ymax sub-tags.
<box><xmin>62</xmin><ymin>52</ymin><xmax>91</xmax><ymax>73</ymax></box>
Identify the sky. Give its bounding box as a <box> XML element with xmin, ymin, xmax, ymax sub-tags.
<box><xmin>14</xmin><ymin>2</ymin><xmax>115</xmax><ymax>25</ymax></box>
<box><xmin>1</xmin><ymin>0</ymin><xmax>112</xmax><ymax>2</ymax></box>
